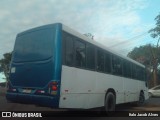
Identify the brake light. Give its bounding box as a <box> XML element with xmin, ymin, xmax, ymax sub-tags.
<box><xmin>48</xmin><ymin>81</ymin><xmax>58</xmax><ymax>95</ymax></box>
<box><xmin>52</xmin><ymin>85</ymin><xmax>57</xmax><ymax>91</ymax></box>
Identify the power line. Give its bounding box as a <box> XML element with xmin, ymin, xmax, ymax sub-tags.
<box><xmin>109</xmin><ymin>31</ymin><xmax>149</xmax><ymax>48</ymax></box>
<box><xmin>108</xmin><ymin>31</ymin><xmax>153</xmax><ymax>55</ymax></box>
<box><xmin>111</xmin><ymin>33</ymin><xmax>158</xmax><ymax>52</ymax></box>
<box><xmin>112</xmin><ymin>39</ymin><xmax>156</xmax><ymax>56</ymax></box>
<box><xmin>117</xmin><ymin>38</ymin><xmax>153</xmax><ymax>50</ymax></box>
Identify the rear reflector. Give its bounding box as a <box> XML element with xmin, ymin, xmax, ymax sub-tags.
<box><xmin>36</xmin><ymin>90</ymin><xmax>45</xmax><ymax>94</ymax></box>
<box><xmin>7</xmin><ymin>88</ymin><xmax>17</xmax><ymax>92</ymax></box>
<box><xmin>12</xmin><ymin>89</ymin><xmax>17</xmax><ymax>92</ymax></box>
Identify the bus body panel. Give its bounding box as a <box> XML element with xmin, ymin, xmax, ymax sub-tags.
<box><xmin>6</xmin><ymin>23</ymin><xmax>63</xmax><ymax>108</ymax></box>
<box><xmin>6</xmin><ymin>92</ymin><xmax>59</xmax><ymax>107</ymax></box>
<box><xmin>59</xmin><ymin>66</ymin><xmax>147</xmax><ymax>109</ymax></box>
<box><xmin>10</xmin><ymin>59</ymin><xmax>53</xmax><ymax>88</ymax></box>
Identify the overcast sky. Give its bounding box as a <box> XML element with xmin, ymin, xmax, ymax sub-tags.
<box><xmin>0</xmin><ymin>0</ymin><xmax>160</xmax><ymax>59</ymax></box>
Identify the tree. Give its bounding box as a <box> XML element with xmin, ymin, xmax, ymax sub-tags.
<box><xmin>128</xmin><ymin>44</ymin><xmax>152</xmax><ymax>66</ymax></box>
<box><xmin>148</xmin><ymin>13</ymin><xmax>160</xmax><ymax>86</ymax></box>
<box><xmin>0</xmin><ymin>52</ymin><xmax>12</xmax><ymax>81</ymax></box>
<box><xmin>127</xmin><ymin>44</ymin><xmax>160</xmax><ymax>88</ymax></box>
<box><xmin>149</xmin><ymin>13</ymin><xmax>160</xmax><ymax>41</ymax></box>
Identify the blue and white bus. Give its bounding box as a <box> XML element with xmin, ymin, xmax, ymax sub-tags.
<box><xmin>6</xmin><ymin>23</ymin><xmax>148</xmax><ymax>111</ymax></box>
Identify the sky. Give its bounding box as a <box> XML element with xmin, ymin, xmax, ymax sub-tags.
<box><xmin>0</xmin><ymin>72</ymin><xmax>6</xmax><ymax>83</ymax></box>
<box><xmin>0</xmin><ymin>0</ymin><xmax>160</xmax><ymax>59</ymax></box>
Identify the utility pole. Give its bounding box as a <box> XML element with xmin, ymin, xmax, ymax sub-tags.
<box><xmin>153</xmin><ymin>58</ymin><xmax>158</xmax><ymax>86</ymax></box>
<box><xmin>149</xmin><ymin>45</ymin><xmax>158</xmax><ymax>87</ymax></box>
<box><xmin>148</xmin><ymin>13</ymin><xmax>160</xmax><ymax>86</ymax></box>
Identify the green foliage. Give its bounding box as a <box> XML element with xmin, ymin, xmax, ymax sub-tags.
<box><xmin>0</xmin><ymin>52</ymin><xmax>12</xmax><ymax>81</ymax></box>
<box><xmin>127</xmin><ymin>44</ymin><xmax>160</xmax><ymax>67</ymax></box>
<box><xmin>149</xmin><ymin>13</ymin><xmax>160</xmax><ymax>39</ymax></box>
<box><xmin>147</xmin><ymin>12</ymin><xmax>160</xmax><ymax>86</ymax></box>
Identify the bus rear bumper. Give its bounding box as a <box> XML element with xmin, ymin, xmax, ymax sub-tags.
<box><xmin>6</xmin><ymin>92</ymin><xmax>59</xmax><ymax>108</ymax></box>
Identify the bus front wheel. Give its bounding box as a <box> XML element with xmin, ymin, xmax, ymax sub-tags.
<box><xmin>104</xmin><ymin>92</ymin><xmax>116</xmax><ymax>112</ymax></box>
<box><xmin>137</xmin><ymin>91</ymin><xmax>145</xmax><ymax>106</ymax></box>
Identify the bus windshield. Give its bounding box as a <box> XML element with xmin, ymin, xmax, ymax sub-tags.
<box><xmin>13</xmin><ymin>28</ymin><xmax>54</xmax><ymax>63</ymax></box>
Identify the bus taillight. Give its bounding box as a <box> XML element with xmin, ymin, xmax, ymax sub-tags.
<box><xmin>52</xmin><ymin>85</ymin><xmax>57</xmax><ymax>91</ymax></box>
<box><xmin>48</xmin><ymin>81</ymin><xmax>58</xmax><ymax>91</ymax></box>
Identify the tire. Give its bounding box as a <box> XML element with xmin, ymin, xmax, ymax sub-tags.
<box><xmin>104</xmin><ymin>92</ymin><xmax>116</xmax><ymax>112</ymax></box>
<box><xmin>137</xmin><ymin>92</ymin><xmax>145</xmax><ymax>106</ymax></box>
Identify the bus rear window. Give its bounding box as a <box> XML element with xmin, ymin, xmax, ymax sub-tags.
<box><xmin>13</xmin><ymin>29</ymin><xmax>54</xmax><ymax>62</ymax></box>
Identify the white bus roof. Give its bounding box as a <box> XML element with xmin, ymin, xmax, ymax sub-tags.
<box><xmin>62</xmin><ymin>24</ymin><xmax>145</xmax><ymax>68</ymax></box>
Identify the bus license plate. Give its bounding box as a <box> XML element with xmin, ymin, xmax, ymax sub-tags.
<box><xmin>22</xmin><ymin>89</ymin><xmax>31</xmax><ymax>93</ymax></box>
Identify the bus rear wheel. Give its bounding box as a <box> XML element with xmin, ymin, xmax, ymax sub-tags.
<box><xmin>104</xmin><ymin>92</ymin><xmax>116</xmax><ymax>112</ymax></box>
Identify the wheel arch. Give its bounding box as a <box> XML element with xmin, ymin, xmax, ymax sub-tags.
<box><xmin>105</xmin><ymin>88</ymin><xmax>116</xmax><ymax>100</ymax></box>
<box><xmin>140</xmin><ymin>90</ymin><xmax>144</xmax><ymax>94</ymax></box>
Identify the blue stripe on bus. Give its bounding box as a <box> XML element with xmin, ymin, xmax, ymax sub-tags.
<box><xmin>53</xmin><ymin>23</ymin><xmax>62</xmax><ymax>107</ymax></box>
<box><xmin>53</xmin><ymin>23</ymin><xmax>62</xmax><ymax>80</ymax></box>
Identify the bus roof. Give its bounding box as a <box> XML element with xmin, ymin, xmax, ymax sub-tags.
<box><xmin>62</xmin><ymin>24</ymin><xmax>145</xmax><ymax>68</ymax></box>
<box><xmin>17</xmin><ymin>24</ymin><xmax>57</xmax><ymax>37</ymax></box>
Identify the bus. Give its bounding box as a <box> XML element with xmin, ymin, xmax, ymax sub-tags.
<box><xmin>6</xmin><ymin>23</ymin><xmax>148</xmax><ymax>111</ymax></box>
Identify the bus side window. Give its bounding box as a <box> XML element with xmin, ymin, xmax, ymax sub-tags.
<box><xmin>86</xmin><ymin>44</ymin><xmax>95</xmax><ymax>70</ymax></box>
<box><xmin>105</xmin><ymin>52</ymin><xmax>111</xmax><ymax>73</ymax></box>
<box><xmin>75</xmin><ymin>40</ymin><xmax>86</xmax><ymax>68</ymax></box>
<box><xmin>65</xmin><ymin>36</ymin><xmax>74</xmax><ymax>66</ymax></box>
<box><xmin>123</xmin><ymin>60</ymin><xmax>132</xmax><ymax>78</ymax></box>
<box><xmin>137</xmin><ymin>67</ymin><xmax>144</xmax><ymax>81</ymax></box>
<box><xmin>112</xmin><ymin>55</ymin><xmax>122</xmax><ymax>76</ymax></box>
<box><xmin>97</xmin><ymin>49</ymin><xmax>105</xmax><ymax>72</ymax></box>
<box><xmin>132</xmin><ymin>64</ymin><xmax>137</xmax><ymax>79</ymax></box>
